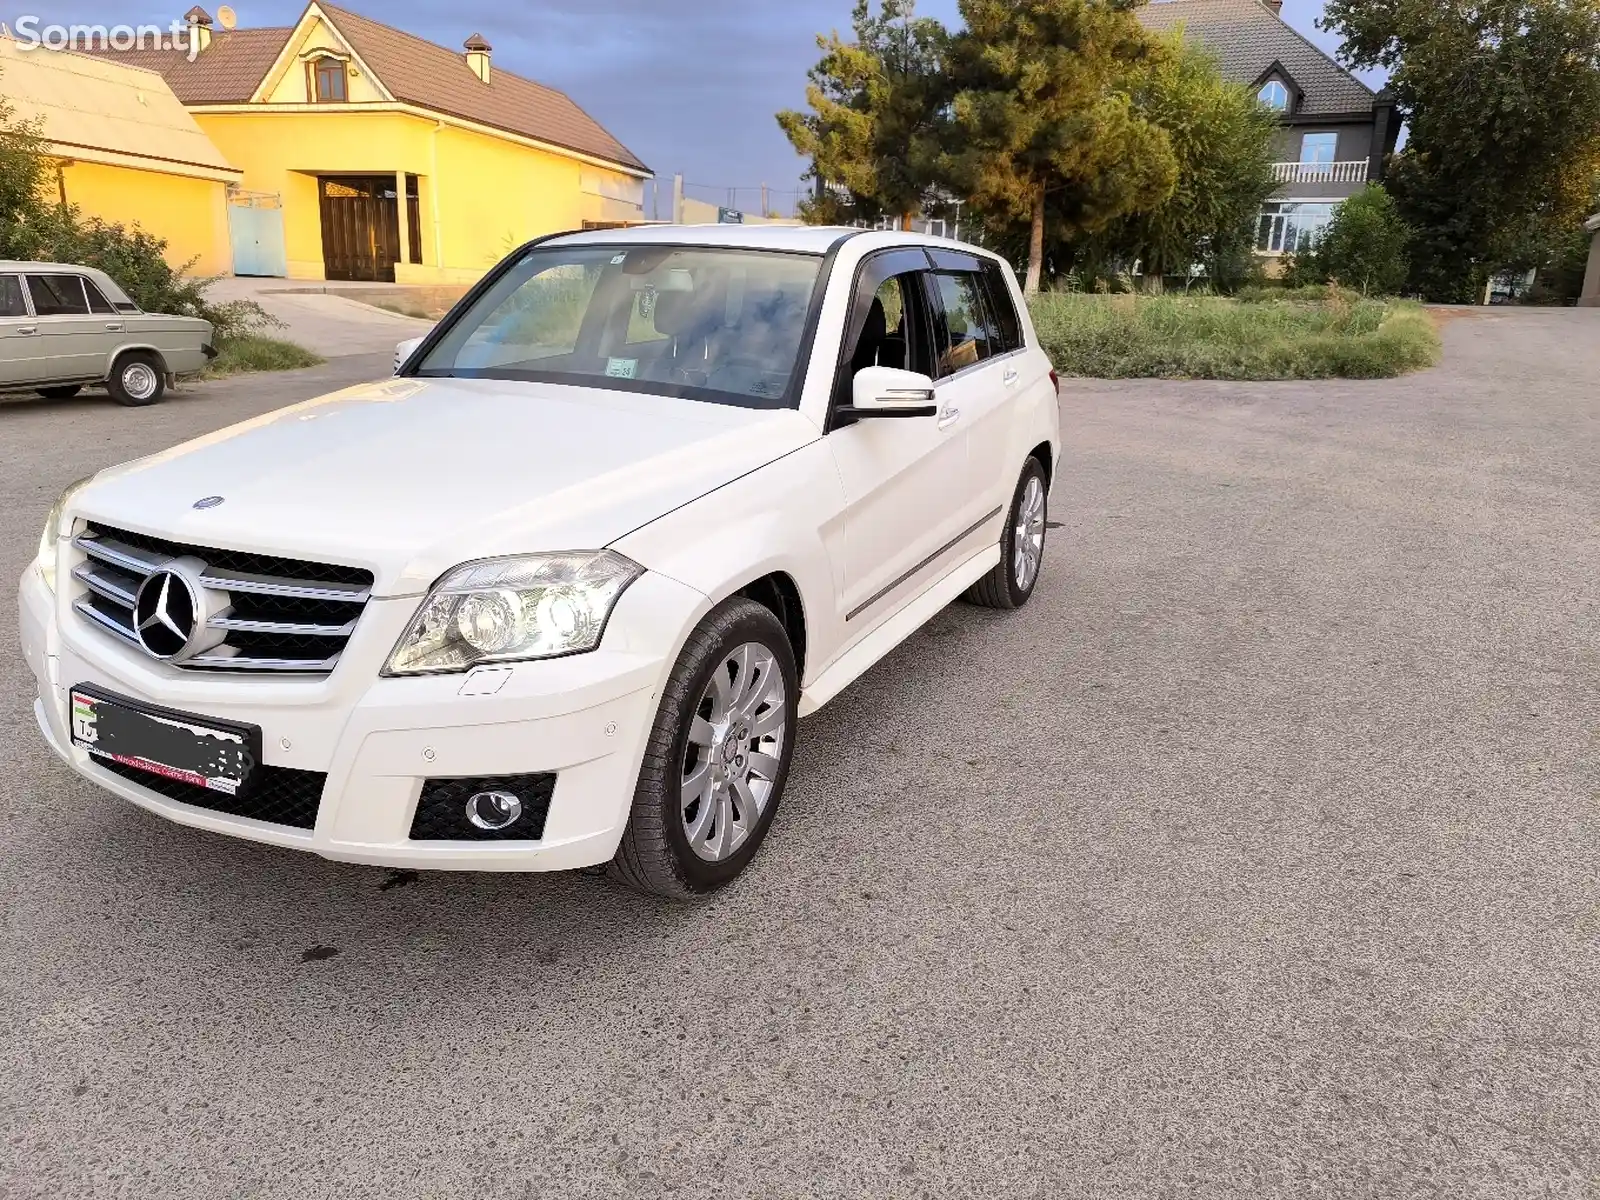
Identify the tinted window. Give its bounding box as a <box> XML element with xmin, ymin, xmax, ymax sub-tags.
<box><xmin>931</xmin><ymin>272</ymin><xmax>996</xmax><ymax>375</ymax></box>
<box><xmin>0</xmin><ymin>275</ymin><xmax>25</xmax><ymax>318</ymax></box>
<box><xmin>83</xmin><ymin>278</ymin><xmax>116</xmax><ymax>315</ymax></box>
<box><xmin>26</xmin><ymin>275</ymin><xmax>89</xmax><ymax>317</ymax></box>
<box><xmin>981</xmin><ymin>261</ymin><xmax>1023</xmax><ymax>353</ymax></box>
<box><xmin>417</xmin><ymin>245</ymin><xmax>823</xmax><ymax>410</ymax></box>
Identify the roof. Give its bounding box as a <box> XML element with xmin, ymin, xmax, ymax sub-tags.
<box><xmin>0</xmin><ymin>36</ymin><xmax>239</xmax><ymax>180</ymax></box>
<box><xmin>545</xmin><ymin>225</ymin><xmax>1003</xmax><ymax>261</ymax></box>
<box><xmin>79</xmin><ymin>3</ymin><xmax>646</xmax><ymax>175</ymax></box>
<box><xmin>315</xmin><ymin>5</ymin><xmax>646</xmax><ymax>173</ymax></box>
<box><xmin>1137</xmin><ymin>0</ymin><xmax>1378</xmax><ymax>117</ymax></box>
<box><xmin>81</xmin><ymin>27</ymin><xmax>293</xmax><ymax>104</ymax></box>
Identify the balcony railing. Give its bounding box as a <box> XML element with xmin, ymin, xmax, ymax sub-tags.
<box><xmin>1272</xmin><ymin>160</ymin><xmax>1369</xmax><ymax>185</ymax></box>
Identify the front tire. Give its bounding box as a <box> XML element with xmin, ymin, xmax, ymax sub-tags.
<box><xmin>964</xmin><ymin>456</ymin><xmax>1048</xmax><ymax>610</ymax></box>
<box><xmin>107</xmin><ymin>351</ymin><xmax>165</xmax><ymax>407</ymax></box>
<box><xmin>609</xmin><ymin>597</ymin><xmax>798</xmax><ymax>899</ymax></box>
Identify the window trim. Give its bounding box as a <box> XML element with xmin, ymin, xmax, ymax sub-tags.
<box><xmin>23</xmin><ymin>273</ymin><xmax>92</xmax><ymax>318</ymax></box>
<box><xmin>306</xmin><ymin>54</ymin><xmax>349</xmax><ymax>103</ymax></box>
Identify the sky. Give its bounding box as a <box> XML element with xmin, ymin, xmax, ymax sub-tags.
<box><xmin>36</xmin><ymin>0</ymin><xmax>1362</xmax><ymax>215</ymax></box>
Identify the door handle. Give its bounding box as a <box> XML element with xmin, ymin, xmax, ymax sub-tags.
<box><xmin>104</xmin><ymin>323</ymin><xmax>123</xmax><ymax>331</ymax></box>
<box><xmin>17</xmin><ymin>326</ymin><xmax>36</xmax><ymax>335</ymax></box>
<box><xmin>1003</xmin><ymin>367</ymin><xmax>1020</xmax><ymax>386</ymax></box>
<box><xmin>937</xmin><ymin>404</ymin><xmax>961</xmax><ymax>430</ymax></box>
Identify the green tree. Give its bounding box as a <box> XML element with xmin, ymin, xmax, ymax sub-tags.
<box><xmin>777</xmin><ymin>0</ymin><xmax>947</xmax><ymax>229</ymax></box>
<box><xmin>0</xmin><ymin>71</ymin><xmax>51</xmax><ymax>249</ymax></box>
<box><xmin>942</xmin><ymin>0</ymin><xmax>1178</xmax><ymax>294</ymax></box>
<box><xmin>1323</xmin><ymin>0</ymin><xmax>1600</xmax><ymax>301</ymax></box>
<box><xmin>1088</xmin><ymin>32</ymin><xmax>1279</xmax><ymax>282</ymax></box>
<box><xmin>1290</xmin><ymin>185</ymin><xmax>1413</xmax><ymax>295</ymax></box>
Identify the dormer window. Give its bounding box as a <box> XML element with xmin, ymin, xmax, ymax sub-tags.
<box><xmin>307</xmin><ymin>55</ymin><xmax>348</xmax><ymax>103</ymax></box>
<box><xmin>1259</xmin><ymin>80</ymin><xmax>1290</xmax><ymax>111</ymax></box>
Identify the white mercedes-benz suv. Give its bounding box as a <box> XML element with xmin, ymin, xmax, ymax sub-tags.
<box><xmin>19</xmin><ymin>226</ymin><xmax>1060</xmax><ymax>898</ymax></box>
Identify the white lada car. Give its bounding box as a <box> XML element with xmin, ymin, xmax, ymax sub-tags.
<box><xmin>20</xmin><ymin>226</ymin><xmax>1060</xmax><ymax>898</ymax></box>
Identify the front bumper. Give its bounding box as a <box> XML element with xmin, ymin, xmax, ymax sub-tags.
<box><xmin>19</xmin><ymin>563</ymin><xmax>708</xmax><ymax>871</ymax></box>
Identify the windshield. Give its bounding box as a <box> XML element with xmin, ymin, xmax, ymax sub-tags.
<box><xmin>414</xmin><ymin>244</ymin><xmax>824</xmax><ymax>409</ymax></box>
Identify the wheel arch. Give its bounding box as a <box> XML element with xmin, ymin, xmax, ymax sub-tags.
<box><xmin>733</xmin><ymin>571</ymin><xmax>808</xmax><ymax>683</ymax></box>
<box><xmin>104</xmin><ymin>343</ymin><xmax>170</xmax><ymax>379</ymax></box>
<box><xmin>1028</xmin><ymin>440</ymin><xmax>1054</xmax><ymax>491</ymax></box>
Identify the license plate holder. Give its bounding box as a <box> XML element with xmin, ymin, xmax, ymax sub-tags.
<box><xmin>69</xmin><ymin>685</ymin><xmax>261</xmax><ymax>798</ymax></box>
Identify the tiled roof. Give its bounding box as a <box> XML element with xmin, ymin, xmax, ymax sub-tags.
<box><xmin>318</xmin><ymin>4</ymin><xmax>647</xmax><ymax>173</ymax></box>
<box><xmin>1137</xmin><ymin>0</ymin><xmax>1378</xmax><ymax>117</ymax></box>
<box><xmin>83</xmin><ymin>4</ymin><xmax>647</xmax><ymax>174</ymax></box>
<box><xmin>81</xmin><ymin>27</ymin><xmax>291</xmax><ymax>104</ymax></box>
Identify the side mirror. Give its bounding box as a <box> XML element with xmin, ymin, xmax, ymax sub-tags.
<box><xmin>393</xmin><ymin>335</ymin><xmax>425</xmax><ymax>375</ymax></box>
<box><xmin>840</xmin><ymin>366</ymin><xmax>938</xmax><ymax>420</ymax></box>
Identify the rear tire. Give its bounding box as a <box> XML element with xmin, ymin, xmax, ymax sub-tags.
<box><xmin>106</xmin><ymin>351</ymin><xmax>165</xmax><ymax>407</ymax></box>
<box><xmin>964</xmin><ymin>456</ymin><xmax>1048</xmax><ymax>610</ymax></box>
<box><xmin>37</xmin><ymin>384</ymin><xmax>82</xmax><ymax>400</ymax></box>
<box><xmin>609</xmin><ymin>597</ymin><xmax>798</xmax><ymax>900</ymax></box>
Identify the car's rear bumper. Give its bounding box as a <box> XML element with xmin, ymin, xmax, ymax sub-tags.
<box><xmin>21</xmin><ymin>564</ymin><xmax>707</xmax><ymax>871</ymax></box>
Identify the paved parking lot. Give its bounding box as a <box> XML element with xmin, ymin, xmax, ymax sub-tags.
<box><xmin>2</xmin><ymin>312</ymin><xmax>1597</xmax><ymax>1198</ymax></box>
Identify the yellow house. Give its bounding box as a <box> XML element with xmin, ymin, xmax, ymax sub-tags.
<box><xmin>103</xmin><ymin>3</ymin><xmax>651</xmax><ymax>283</ymax></box>
<box><xmin>0</xmin><ymin>35</ymin><xmax>240</xmax><ymax>276</ymax></box>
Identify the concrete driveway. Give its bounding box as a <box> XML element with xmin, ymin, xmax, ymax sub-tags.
<box><xmin>1</xmin><ymin>311</ymin><xmax>1596</xmax><ymax>1198</ymax></box>
<box><xmin>209</xmin><ymin>276</ymin><xmax>433</xmax><ymax>359</ymax></box>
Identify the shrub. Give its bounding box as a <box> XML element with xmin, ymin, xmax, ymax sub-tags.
<box><xmin>1289</xmin><ymin>186</ymin><xmax>1414</xmax><ymax>296</ymax></box>
<box><xmin>203</xmin><ymin>335</ymin><xmax>323</xmax><ymax>379</ymax></box>
<box><xmin>1027</xmin><ymin>288</ymin><xmax>1440</xmax><ymax>380</ymax></box>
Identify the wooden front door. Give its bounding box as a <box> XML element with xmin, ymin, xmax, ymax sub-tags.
<box><xmin>318</xmin><ymin>176</ymin><xmax>401</xmax><ymax>282</ymax></box>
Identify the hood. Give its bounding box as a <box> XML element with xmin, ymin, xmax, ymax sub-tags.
<box><xmin>74</xmin><ymin>376</ymin><xmax>820</xmax><ymax>596</ymax></box>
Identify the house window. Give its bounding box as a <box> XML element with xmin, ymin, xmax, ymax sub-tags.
<box><xmin>1256</xmin><ymin>201</ymin><xmax>1338</xmax><ymax>254</ymax></box>
<box><xmin>306</xmin><ymin>55</ymin><xmax>348</xmax><ymax>102</ymax></box>
<box><xmin>1300</xmin><ymin>133</ymin><xmax>1339</xmax><ymax>171</ymax></box>
<box><xmin>1259</xmin><ymin>80</ymin><xmax>1290</xmax><ymax>111</ymax></box>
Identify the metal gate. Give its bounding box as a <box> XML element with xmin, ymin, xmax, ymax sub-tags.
<box><xmin>318</xmin><ymin>176</ymin><xmax>401</xmax><ymax>282</ymax></box>
<box><xmin>226</xmin><ymin>189</ymin><xmax>287</xmax><ymax>277</ymax></box>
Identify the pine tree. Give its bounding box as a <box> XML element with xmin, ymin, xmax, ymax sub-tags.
<box><xmin>942</xmin><ymin>0</ymin><xmax>1178</xmax><ymax>293</ymax></box>
<box><xmin>777</xmin><ymin>0</ymin><xmax>947</xmax><ymax>229</ymax></box>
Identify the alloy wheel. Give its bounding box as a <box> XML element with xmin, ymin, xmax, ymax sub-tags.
<box><xmin>681</xmin><ymin>641</ymin><xmax>787</xmax><ymax>862</ymax></box>
<box><xmin>1014</xmin><ymin>474</ymin><xmax>1046</xmax><ymax>590</ymax></box>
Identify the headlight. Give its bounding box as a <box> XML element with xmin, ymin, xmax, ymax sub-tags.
<box><xmin>384</xmin><ymin>551</ymin><xmax>643</xmax><ymax>675</ymax></box>
<box><xmin>34</xmin><ymin>475</ymin><xmax>93</xmax><ymax>594</ymax></box>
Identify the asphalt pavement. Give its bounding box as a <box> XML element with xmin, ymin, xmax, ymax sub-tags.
<box><xmin>1</xmin><ymin>313</ymin><xmax>1596</xmax><ymax>1198</ymax></box>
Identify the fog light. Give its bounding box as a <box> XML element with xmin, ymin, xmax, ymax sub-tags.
<box><xmin>465</xmin><ymin>790</ymin><xmax>523</xmax><ymax>831</ymax></box>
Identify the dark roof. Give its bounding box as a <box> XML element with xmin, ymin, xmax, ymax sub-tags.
<box><xmin>1137</xmin><ymin>0</ymin><xmax>1378</xmax><ymax>117</ymax></box>
<box><xmin>83</xmin><ymin>4</ymin><xmax>646</xmax><ymax>174</ymax></box>
<box><xmin>86</xmin><ymin>27</ymin><xmax>291</xmax><ymax>104</ymax></box>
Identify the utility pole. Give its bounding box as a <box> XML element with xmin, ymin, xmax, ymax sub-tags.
<box><xmin>673</xmin><ymin>173</ymin><xmax>684</xmax><ymax>224</ymax></box>
<box><xmin>761</xmin><ymin>182</ymin><xmax>769</xmax><ymax>217</ymax></box>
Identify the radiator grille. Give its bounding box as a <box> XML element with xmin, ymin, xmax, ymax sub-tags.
<box><xmin>72</xmin><ymin>524</ymin><xmax>373</xmax><ymax>675</ymax></box>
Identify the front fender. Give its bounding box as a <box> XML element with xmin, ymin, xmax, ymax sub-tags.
<box><xmin>609</xmin><ymin>439</ymin><xmax>847</xmax><ymax>689</ymax></box>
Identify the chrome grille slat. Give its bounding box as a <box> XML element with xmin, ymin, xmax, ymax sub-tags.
<box><xmin>73</xmin><ymin>597</ymin><xmax>140</xmax><ymax>645</ymax></box>
<box><xmin>197</xmin><ymin>569</ymin><xmax>370</xmax><ymax>603</ymax></box>
<box><xmin>72</xmin><ymin>562</ymin><xmax>140</xmax><ymax>607</ymax></box>
<box><xmin>187</xmin><ymin>650</ymin><xmax>344</xmax><ymax>672</ymax></box>
<box><xmin>74</xmin><ymin>534</ymin><xmax>162</xmax><ymax>578</ymax></box>
<box><xmin>72</xmin><ymin>524</ymin><xmax>373</xmax><ymax>676</ymax></box>
<box><xmin>207</xmin><ymin>612</ymin><xmax>358</xmax><ymax>637</ymax></box>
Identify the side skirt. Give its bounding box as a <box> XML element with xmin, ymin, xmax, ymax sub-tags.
<box><xmin>797</xmin><ymin>541</ymin><xmax>1001</xmax><ymax>717</ymax></box>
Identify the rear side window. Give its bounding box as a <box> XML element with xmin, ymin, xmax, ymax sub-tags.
<box><xmin>26</xmin><ymin>274</ymin><xmax>89</xmax><ymax>317</ymax></box>
<box><xmin>930</xmin><ymin>272</ymin><xmax>997</xmax><ymax>376</ymax></box>
<box><xmin>83</xmin><ymin>279</ymin><xmax>116</xmax><ymax>315</ymax></box>
<box><xmin>982</xmin><ymin>261</ymin><xmax>1024</xmax><ymax>352</ymax></box>
<box><xmin>0</xmin><ymin>275</ymin><xmax>25</xmax><ymax>318</ymax></box>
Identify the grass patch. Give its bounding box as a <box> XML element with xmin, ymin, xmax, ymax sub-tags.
<box><xmin>1028</xmin><ymin>287</ymin><xmax>1441</xmax><ymax>380</ymax></box>
<box><xmin>201</xmin><ymin>335</ymin><xmax>324</xmax><ymax>380</ymax></box>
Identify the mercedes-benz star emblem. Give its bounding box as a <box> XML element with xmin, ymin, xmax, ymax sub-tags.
<box><xmin>134</xmin><ymin>570</ymin><xmax>200</xmax><ymax>659</ymax></box>
<box><xmin>193</xmin><ymin>496</ymin><xmax>224</xmax><ymax>510</ymax></box>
